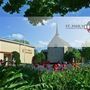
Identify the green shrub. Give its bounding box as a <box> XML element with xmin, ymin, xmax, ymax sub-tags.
<box><xmin>0</xmin><ymin>66</ymin><xmax>90</xmax><ymax>90</ymax></box>
<box><xmin>12</xmin><ymin>51</ymin><xmax>21</xmax><ymax>66</ymax></box>
<box><xmin>33</xmin><ymin>52</ymin><xmax>46</xmax><ymax>64</ymax></box>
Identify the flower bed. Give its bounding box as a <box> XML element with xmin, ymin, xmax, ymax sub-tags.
<box><xmin>33</xmin><ymin>61</ymin><xmax>79</xmax><ymax>71</ymax></box>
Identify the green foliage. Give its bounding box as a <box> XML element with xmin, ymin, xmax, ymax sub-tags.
<box><xmin>3</xmin><ymin>0</ymin><xmax>26</xmax><ymax>14</ymax></box>
<box><xmin>27</xmin><ymin>17</ymin><xmax>51</xmax><ymax>25</ymax></box>
<box><xmin>0</xmin><ymin>66</ymin><xmax>90</xmax><ymax>90</ymax></box>
<box><xmin>0</xmin><ymin>0</ymin><xmax>90</xmax><ymax>25</ymax></box>
<box><xmin>73</xmin><ymin>49</ymin><xmax>81</xmax><ymax>60</ymax></box>
<box><xmin>34</xmin><ymin>52</ymin><xmax>46</xmax><ymax>64</ymax></box>
<box><xmin>41</xmin><ymin>49</ymin><xmax>47</xmax><ymax>60</ymax></box>
<box><xmin>25</xmin><ymin>0</ymin><xmax>56</xmax><ymax>16</ymax></box>
<box><xmin>0</xmin><ymin>0</ymin><xmax>3</xmax><ymax>6</ymax></box>
<box><xmin>0</xmin><ymin>66</ymin><xmax>42</xmax><ymax>90</ymax></box>
<box><xmin>12</xmin><ymin>51</ymin><xmax>21</xmax><ymax>66</ymax></box>
<box><xmin>13</xmin><ymin>39</ymin><xmax>30</xmax><ymax>44</ymax></box>
<box><xmin>40</xmin><ymin>52</ymin><xmax>46</xmax><ymax>60</ymax></box>
<box><xmin>34</xmin><ymin>53</ymin><xmax>42</xmax><ymax>63</ymax></box>
<box><xmin>1</xmin><ymin>0</ymin><xmax>90</xmax><ymax>16</ymax></box>
<box><xmin>81</xmin><ymin>47</ymin><xmax>90</xmax><ymax>62</ymax></box>
<box><xmin>64</xmin><ymin>48</ymin><xmax>81</xmax><ymax>62</ymax></box>
<box><xmin>64</xmin><ymin>51</ymin><xmax>75</xmax><ymax>62</ymax></box>
<box><xmin>40</xmin><ymin>67</ymin><xmax>90</xmax><ymax>90</ymax></box>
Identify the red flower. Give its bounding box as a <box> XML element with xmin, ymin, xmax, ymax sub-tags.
<box><xmin>62</xmin><ymin>64</ymin><xmax>67</xmax><ymax>68</ymax></box>
<box><xmin>53</xmin><ymin>64</ymin><xmax>59</xmax><ymax>71</ymax></box>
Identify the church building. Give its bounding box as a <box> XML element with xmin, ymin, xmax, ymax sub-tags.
<box><xmin>48</xmin><ymin>25</ymin><xmax>70</xmax><ymax>63</ymax></box>
<box><xmin>0</xmin><ymin>38</ymin><xmax>34</xmax><ymax>64</ymax></box>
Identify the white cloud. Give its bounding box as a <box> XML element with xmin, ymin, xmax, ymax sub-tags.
<box><xmin>69</xmin><ymin>40</ymin><xmax>85</xmax><ymax>47</ymax></box>
<box><xmin>22</xmin><ymin>17</ymin><xmax>28</xmax><ymax>21</ymax></box>
<box><xmin>35</xmin><ymin>41</ymin><xmax>49</xmax><ymax>48</ymax></box>
<box><xmin>75</xmin><ymin>40</ymin><xmax>84</xmax><ymax>44</ymax></box>
<box><xmin>9</xmin><ymin>33</ymin><xmax>24</xmax><ymax>40</ymax></box>
<box><xmin>36</xmin><ymin>20</ymin><xmax>48</xmax><ymax>27</ymax></box>
<box><xmin>22</xmin><ymin>17</ymin><xmax>30</xmax><ymax>24</ymax></box>
<box><xmin>36</xmin><ymin>23</ymin><xmax>42</xmax><ymax>27</ymax></box>
<box><xmin>38</xmin><ymin>41</ymin><xmax>49</xmax><ymax>46</ymax></box>
<box><xmin>42</xmin><ymin>20</ymin><xmax>48</xmax><ymax>24</ymax></box>
<box><xmin>51</xmin><ymin>22</ymin><xmax>56</xmax><ymax>27</ymax></box>
<box><xmin>82</xmin><ymin>40</ymin><xmax>90</xmax><ymax>47</ymax></box>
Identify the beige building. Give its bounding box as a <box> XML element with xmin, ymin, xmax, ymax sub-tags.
<box><xmin>0</xmin><ymin>38</ymin><xmax>34</xmax><ymax>64</ymax></box>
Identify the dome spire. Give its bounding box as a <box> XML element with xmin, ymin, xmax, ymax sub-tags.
<box><xmin>56</xmin><ymin>23</ymin><xmax>59</xmax><ymax>35</ymax></box>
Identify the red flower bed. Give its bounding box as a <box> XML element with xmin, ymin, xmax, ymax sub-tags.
<box><xmin>33</xmin><ymin>60</ymin><xmax>70</xmax><ymax>71</ymax></box>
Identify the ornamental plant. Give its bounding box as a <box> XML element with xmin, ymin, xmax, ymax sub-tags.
<box><xmin>0</xmin><ymin>65</ymin><xmax>90</xmax><ymax>90</ymax></box>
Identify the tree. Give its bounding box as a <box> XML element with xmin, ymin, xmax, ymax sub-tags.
<box><xmin>12</xmin><ymin>51</ymin><xmax>21</xmax><ymax>66</ymax></box>
<box><xmin>32</xmin><ymin>52</ymin><xmax>46</xmax><ymax>64</ymax></box>
<box><xmin>40</xmin><ymin>52</ymin><xmax>46</xmax><ymax>60</ymax></box>
<box><xmin>13</xmin><ymin>39</ymin><xmax>30</xmax><ymax>44</ymax></box>
<box><xmin>64</xmin><ymin>48</ymin><xmax>81</xmax><ymax>63</ymax></box>
<box><xmin>41</xmin><ymin>49</ymin><xmax>47</xmax><ymax>60</ymax></box>
<box><xmin>80</xmin><ymin>47</ymin><xmax>90</xmax><ymax>62</ymax></box>
<box><xmin>64</xmin><ymin>51</ymin><xmax>75</xmax><ymax>63</ymax></box>
<box><xmin>0</xmin><ymin>0</ymin><xmax>90</xmax><ymax>25</ymax></box>
<box><xmin>73</xmin><ymin>48</ymin><xmax>81</xmax><ymax>61</ymax></box>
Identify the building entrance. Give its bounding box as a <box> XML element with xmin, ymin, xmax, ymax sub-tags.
<box><xmin>0</xmin><ymin>51</ymin><xmax>12</xmax><ymax>65</ymax></box>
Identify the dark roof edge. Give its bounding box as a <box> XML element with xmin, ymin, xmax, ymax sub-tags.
<box><xmin>0</xmin><ymin>38</ymin><xmax>35</xmax><ymax>48</ymax></box>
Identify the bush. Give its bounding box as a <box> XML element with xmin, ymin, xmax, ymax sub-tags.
<box><xmin>64</xmin><ymin>48</ymin><xmax>81</xmax><ymax>63</ymax></box>
<box><xmin>32</xmin><ymin>52</ymin><xmax>46</xmax><ymax>64</ymax></box>
<box><xmin>12</xmin><ymin>51</ymin><xmax>21</xmax><ymax>66</ymax></box>
<box><xmin>0</xmin><ymin>65</ymin><xmax>90</xmax><ymax>90</ymax></box>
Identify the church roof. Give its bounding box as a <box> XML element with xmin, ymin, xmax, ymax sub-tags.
<box><xmin>48</xmin><ymin>24</ymin><xmax>70</xmax><ymax>47</ymax></box>
<box><xmin>0</xmin><ymin>38</ymin><xmax>34</xmax><ymax>48</ymax></box>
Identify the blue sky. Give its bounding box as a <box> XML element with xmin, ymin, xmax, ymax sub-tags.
<box><xmin>0</xmin><ymin>6</ymin><xmax>90</xmax><ymax>51</ymax></box>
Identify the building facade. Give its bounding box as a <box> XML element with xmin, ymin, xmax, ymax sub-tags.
<box><xmin>0</xmin><ymin>38</ymin><xmax>34</xmax><ymax>64</ymax></box>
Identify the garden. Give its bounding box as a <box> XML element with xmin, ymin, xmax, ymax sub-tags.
<box><xmin>0</xmin><ymin>48</ymin><xmax>90</xmax><ymax>90</ymax></box>
<box><xmin>0</xmin><ymin>64</ymin><xmax>90</xmax><ymax>90</ymax></box>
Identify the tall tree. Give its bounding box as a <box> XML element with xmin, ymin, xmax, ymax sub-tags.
<box><xmin>80</xmin><ymin>47</ymin><xmax>90</xmax><ymax>62</ymax></box>
<box><xmin>32</xmin><ymin>52</ymin><xmax>46</xmax><ymax>64</ymax></box>
<box><xmin>0</xmin><ymin>0</ymin><xmax>90</xmax><ymax>25</ymax></box>
<box><xmin>64</xmin><ymin>48</ymin><xmax>81</xmax><ymax>63</ymax></box>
